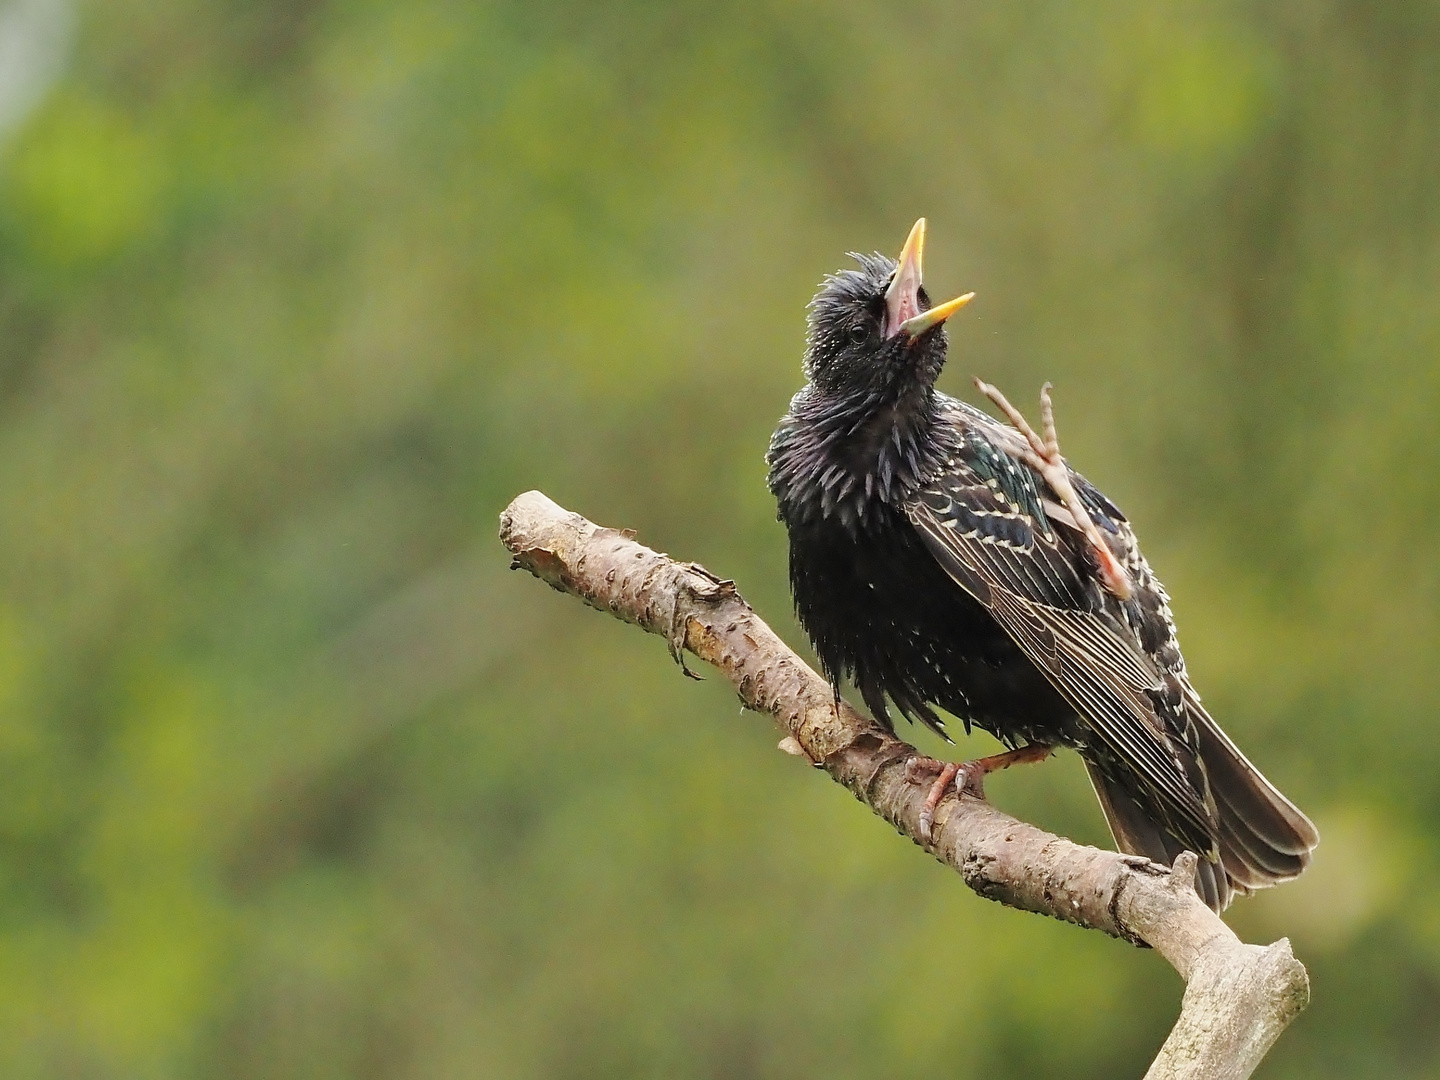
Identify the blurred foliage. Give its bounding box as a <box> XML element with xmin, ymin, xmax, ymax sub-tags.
<box><xmin>0</xmin><ymin>0</ymin><xmax>1436</xmax><ymax>1076</ymax></box>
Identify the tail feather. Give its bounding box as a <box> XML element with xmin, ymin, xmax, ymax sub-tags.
<box><xmin>1215</xmin><ymin>817</ymin><xmax>1307</xmax><ymax>887</ymax></box>
<box><xmin>1193</xmin><ymin>704</ymin><xmax>1319</xmax><ymax>858</ymax></box>
<box><xmin>1085</xmin><ymin>760</ymin><xmax>1227</xmax><ymax>911</ymax></box>
<box><xmin>1086</xmin><ymin>704</ymin><xmax>1319</xmax><ymax>912</ymax></box>
<box><xmin>1217</xmin><ymin>811</ymin><xmax>1309</xmax><ymax>881</ymax></box>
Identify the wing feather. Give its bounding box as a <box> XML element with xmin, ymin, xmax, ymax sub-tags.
<box><xmin>906</xmin><ymin>447</ymin><xmax>1217</xmax><ymax>855</ymax></box>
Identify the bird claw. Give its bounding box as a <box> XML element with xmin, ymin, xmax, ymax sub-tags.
<box><xmin>908</xmin><ymin>744</ymin><xmax>1055</xmax><ymax>843</ymax></box>
<box><xmin>973</xmin><ymin>378</ymin><xmax>1133</xmax><ymax>601</ymax></box>
<box><xmin>908</xmin><ymin>758</ymin><xmax>979</xmax><ymax>843</ymax></box>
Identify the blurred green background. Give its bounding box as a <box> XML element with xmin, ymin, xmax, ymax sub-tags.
<box><xmin>0</xmin><ymin>0</ymin><xmax>1434</xmax><ymax>1076</ymax></box>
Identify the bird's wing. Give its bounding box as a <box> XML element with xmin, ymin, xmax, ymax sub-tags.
<box><xmin>904</xmin><ymin>429</ymin><xmax>1217</xmax><ymax>854</ymax></box>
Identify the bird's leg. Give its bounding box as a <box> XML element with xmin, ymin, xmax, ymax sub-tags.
<box><xmin>973</xmin><ymin>378</ymin><xmax>1133</xmax><ymax>600</ymax></box>
<box><xmin>907</xmin><ymin>744</ymin><xmax>1055</xmax><ymax>842</ymax></box>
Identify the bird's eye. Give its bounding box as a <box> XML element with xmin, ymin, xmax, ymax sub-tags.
<box><xmin>848</xmin><ymin>324</ymin><xmax>869</xmax><ymax>345</ymax></box>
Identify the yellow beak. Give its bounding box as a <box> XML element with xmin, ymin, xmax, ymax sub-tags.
<box><xmin>884</xmin><ymin>218</ymin><xmax>927</xmax><ymax>332</ymax></box>
<box><xmin>899</xmin><ymin>291</ymin><xmax>975</xmax><ymax>338</ymax></box>
<box><xmin>884</xmin><ymin>217</ymin><xmax>975</xmax><ymax>339</ymax></box>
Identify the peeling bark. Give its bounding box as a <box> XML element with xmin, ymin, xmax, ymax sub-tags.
<box><xmin>499</xmin><ymin>490</ymin><xmax>1309</xmax><ymax>1079</ymax></box>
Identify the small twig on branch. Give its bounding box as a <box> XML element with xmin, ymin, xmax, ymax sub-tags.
<box><xmin>499</xmin><ymin>490</ymin><xmax>1309</xmax><ymax>1080</ymax></box>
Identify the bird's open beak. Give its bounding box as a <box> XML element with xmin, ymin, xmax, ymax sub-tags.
<box><xmin>884</xmin><ymin>217</ymin><xmax>974</xmax><ymax>340</ymax></box>
<box><xmin>900</xmin><ymin>291</ymin><xmax>974</xmax><ymax>337</ymax></box>
<box><xmin>885</xmin><ymin>218</ymin><xmax>927</xmax><ymax>333</ymax></box>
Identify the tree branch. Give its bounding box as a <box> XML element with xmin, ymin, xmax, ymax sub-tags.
<box><xmin>499</xmin><ymin>490</ymin><xmax>1309</xmax><ymax>1080</ymax></box>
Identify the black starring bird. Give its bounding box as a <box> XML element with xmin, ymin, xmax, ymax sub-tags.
<box><xmin>767</xmin><ymin>218</ymin><xmax>1318</xmax><ymax>911</ymax></box>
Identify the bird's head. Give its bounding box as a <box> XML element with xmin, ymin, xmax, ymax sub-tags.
<box><xmin>803</xmin><ymin>218</ymin><xmax>974</xmax><ymax>396</ymax></box>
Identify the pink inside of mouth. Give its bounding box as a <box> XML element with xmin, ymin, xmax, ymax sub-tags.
<box><xmin>892</xmin><ymin>290</ymin><xmax>920</xmax><ymax>327</ymax></box>
<box><xmin>886</xmin><ymin>276</ymin><xmax>922</xmax><ymax>337</ymax></box>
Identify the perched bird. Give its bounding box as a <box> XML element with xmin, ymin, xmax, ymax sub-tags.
<box><xmin>767</xmin><ymin>219</ymin><xmax>1318</xmax><ymax>910</ymax></box>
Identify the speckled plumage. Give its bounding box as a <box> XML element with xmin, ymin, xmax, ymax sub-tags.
<box><xmin>767</xmin><ymin>245</ymin><xmax>1318</xmax><ymax>910</ymax></box>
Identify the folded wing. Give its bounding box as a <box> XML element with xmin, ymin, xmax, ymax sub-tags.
<box><xmin>905</xmin><ymin>428</ymin><xmax>1221</xmax><ymax>865</ymax></box>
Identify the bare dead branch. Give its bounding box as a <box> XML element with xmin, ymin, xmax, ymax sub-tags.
<box><xmin>499</xmin><ymin>490</ymin><xmax>1309</xmax><ymax>1080</ymax></box>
